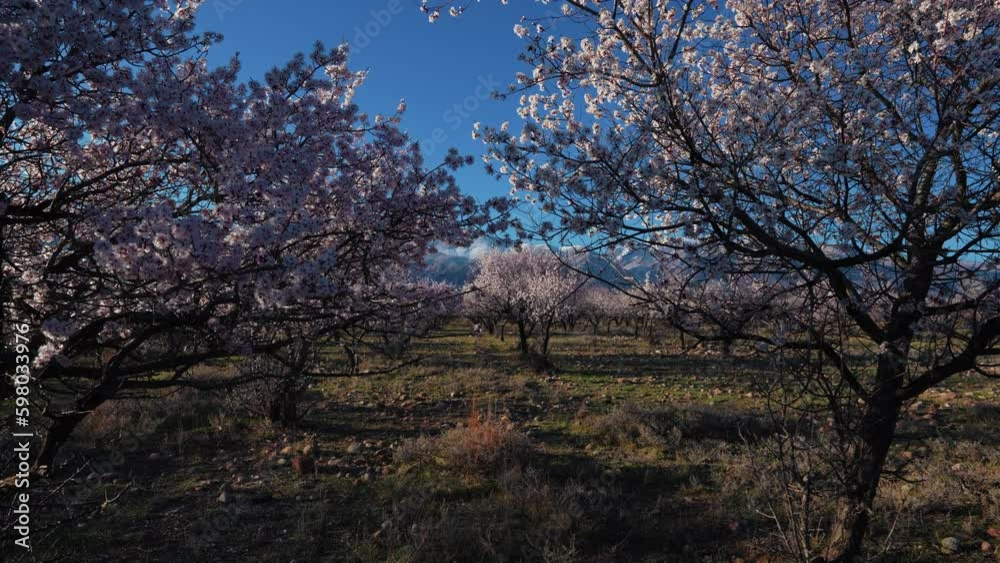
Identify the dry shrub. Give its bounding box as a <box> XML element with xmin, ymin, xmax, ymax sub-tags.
<box><xmin>395</xmin><ymin>407</ymin><xmax>531</xmax><ymax>477</ymax></box>
<box><xmin>74</xmin><ymin>384</ymin><xmax>225</xmax><ymax>445</ymax></box>
<box><xmin>584</xmin><ymin>402</ymin><xmax>775</xmax><ymax>454</ymax></box>
<box><xmin>223</xmin><ymin>353</ymin><xmax>323</xmax><ymax>427</ymax></box>
<box><xmin>74</xmin><ymin>398</ymin><xmax>154</xmax><ymax>445</ymax></box>
<box><xmin>583</xmin><ymin>402</ymin><xmax>682</xmax><ymax>451</ymax></box>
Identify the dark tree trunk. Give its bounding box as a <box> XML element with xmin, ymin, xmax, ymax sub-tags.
<box><xmin>35</xmin><ymin>414</ymin><xmax>84</xmax><ymax>473</ymax></box>
<box><xmin>342</xmin><ymin>343</ymin><xmax>359</xmax><ymax>374</ymax></box>
<box><xmin>540</xmin><ymin>321</ymin><xmax>552</xmax><ymax>357</ymax></box>
<box><xmin>36</xmin><ymin>386</ymin><xmax>111</xmax><ymax>473</ymax></box>
<box><xmin>516</xmin><ymin>319</ymin><xmax>530</xmax><ymax>355</ymax></box>
<box><xmin>824</xmin><ymin>353</ymin><xmax>904</xmax><ymax>562</ymax></box>
<box><xmin>268</xmin><ymin>383</ymin><xmax>300</xmax><ymax>427</ymax></box>
<box><xmin>268</xmin><ymin>340</ymin><xmax>311</xmax><ymax>427</ymax></box>
<box><xmin>647</xmin><ymin>324</ymin><xmax>658</xmax><ymax>344</ymax></box>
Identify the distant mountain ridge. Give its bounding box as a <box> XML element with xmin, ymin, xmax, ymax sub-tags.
<box><xmin>420</xmin><ymin>245</ymin><xmax>660</xmax><ymax>287</ymax></box>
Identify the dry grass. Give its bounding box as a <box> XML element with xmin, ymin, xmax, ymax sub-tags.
<box><xmin>580</xmin><ymin>402</ymin><xmax>772</xmax><ymax>454</ymax></box>
<box><xmin>353</xmin><ymin>465</ymin><xmax>632</xmax><ymax>563</ymax></box>
<box><xmin>395</xmin><ymin>405</ymin><xmax>531</xmax><ymax>477</ymax></box>
<box><xmin>581</xmin><ymin>402</ymin><xmax>683</xmax><ymax>452</ymax></box>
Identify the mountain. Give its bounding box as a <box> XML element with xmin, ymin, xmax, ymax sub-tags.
<box><xmin>419</xmin><ymin>244</ymin><xmax>661</xmax><ymax>287</ymax></box>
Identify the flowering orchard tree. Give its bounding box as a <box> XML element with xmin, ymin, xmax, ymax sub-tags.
<box><xmin>0</xmin><ymin>1</ymin><xmax>492</xmax><ymax>470</ymax></box>
<box><xmin>352</xmin><ymin>272</ymin><xmax>462</xmax><ymax>361</ymax></box>
<box><xmin>442</xmin><ymin>0</ymin><xmax>1000</xmax><ymax>559</ymax></box>
<box><xmin>462</xmin><ymin>282</ymin><xmax>506</xmax><ymax>337</ymax></box>
<box><xmin>575</xmin><ymin>283</ymin><xmax>639</xmax><ymax>335</ymax></box>
<box><xmin>468</xmin><ymin>247</ymin><xmax>583</xmax><ymax>364</ymax></box>
<box><xmin>640</xmin><ymin>264</ymin><xmax>785</xmax><ymax>353</ymax></box>
<box><xmin>233</xmin><ymin>274</ymin><xmax>461</xmax><ymax>427</ymax></box>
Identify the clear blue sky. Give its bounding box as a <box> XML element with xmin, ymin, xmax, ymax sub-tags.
<box><xmin>195</xmin><ymin>0</ymin><xmax>551</xmax><ymax>203</ymax></box>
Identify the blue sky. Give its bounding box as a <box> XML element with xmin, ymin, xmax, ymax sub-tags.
<box><xmin>195</xmin><ymin>0</ymin><xmax>550</xmax><ymax>203</ymax></box>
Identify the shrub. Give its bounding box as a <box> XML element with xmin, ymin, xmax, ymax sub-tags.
<box><xmin>582</xmin><ymin>402</ymin><xmax>682</xmax><ymax>451</ymax></box>
<box><xmin>394</xmin><ymin>408</ymin><xmax>531</xmax><ymax>477</ymax></box>
<box><xmin>583</xmin><ymin>402</ymin><xmax>774</xmax><ymax>453</ymax></box>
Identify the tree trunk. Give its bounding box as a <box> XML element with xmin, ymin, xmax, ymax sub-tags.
<box><xmin>342</xmin><ymin>343</ymin><xmax>359</xmax><ymax>374</ymax></box>
<box><xmin>35</xmin><ymin>414</ymin><xmax>83</xmax><ymax>473</ymax></box>
<box><xmin>36</xmin><ymin>386</ymin><xmax>111</xmax><ymax>473</ymax></box>
<box><xmin>516</xmin><ymin>319</ymin><xmax>530</xmax><ymax>355</ymax></box>
<box><xmin>540</xmin><ymin>321</ymin><xmax>552</xmax><ymax>357</ymax></box>
<box><xmin>268</xmin><ymin>384</ymin><xmax>299</xmax><ymax>427</ymax></box>
<box><xmin>824</xmin><ymin>355</ymin><xmax>904</xmax><ymax>562</ymax></box>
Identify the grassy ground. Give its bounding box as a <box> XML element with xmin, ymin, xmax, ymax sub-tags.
<box><xmin>7</xmin><ymin>322</ymin><xmax>1000</xmax><ymax>562</ymax></box>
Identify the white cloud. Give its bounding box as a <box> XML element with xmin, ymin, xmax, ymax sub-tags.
<box><xmin>435</xmin><ymin>237</ymin><xmax>494</xmax><ymax>260</ymax></box>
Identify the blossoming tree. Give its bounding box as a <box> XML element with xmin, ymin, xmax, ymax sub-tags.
<box><xmin>436</xmin><ymin>0</ymin><xmax>1000</xmax><ymax>559</ymax></box>
<box><xmin>1</xmin><ymin>1</ymin><xmax>489</xmax><ymax>470</ymax></box>
<box><xmin>468</xmin><ymin>247</ymin><xmax>583</xmax><ymax>365</ymax></box>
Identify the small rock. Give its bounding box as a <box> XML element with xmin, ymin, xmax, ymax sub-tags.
<box><xmin>347</xmin><ymin>442</ymin><xmax>362</xmax><ymax>454</ymax></box>
<box><xmin>941</xmin><ymin>537</ymin><xmax>961</xmax><ymax>554</ymax></box>
<box><xmin>147</xmin><ymin>453</ymin><xmax>161</xmax><ymax>460</ymax></box>
<box><xmin>276</xmin><ymin>458</ymin><xmax>288</xmax><ymax>467</ymax></box>
<box><xmin>217</xmin><ymin>491</ymin><xmax>229</xmax><ymax>504</ymax></box>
